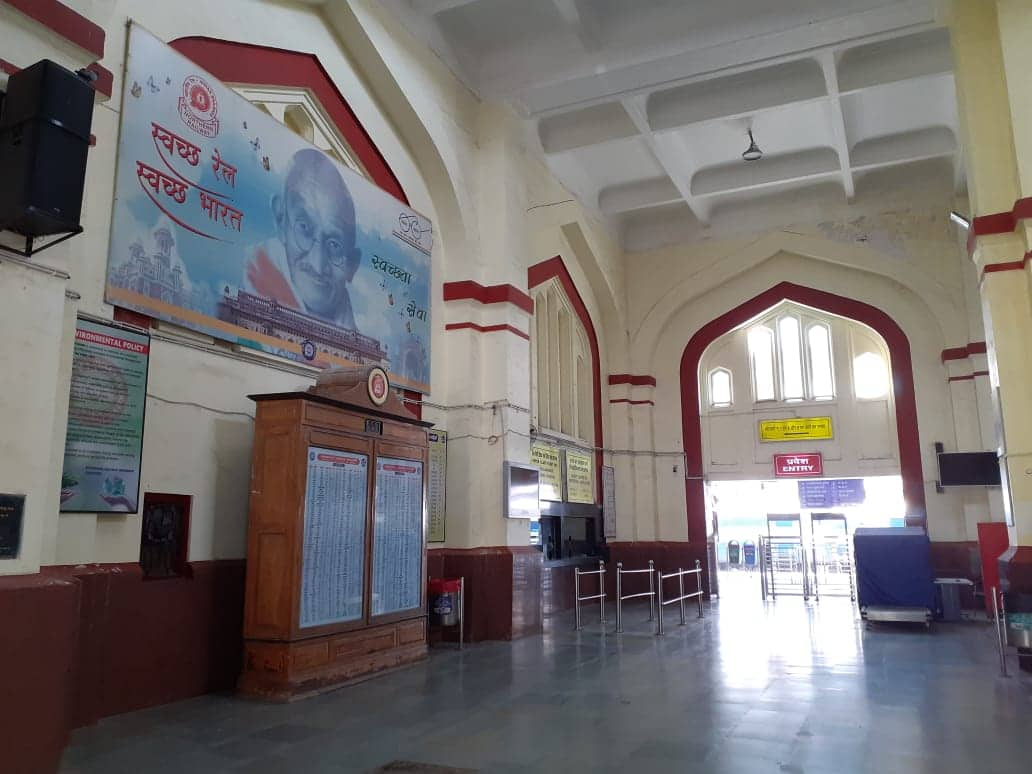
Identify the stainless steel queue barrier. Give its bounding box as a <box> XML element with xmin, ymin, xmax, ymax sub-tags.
<box><xmin>574</xmin><ymin>560</ymin><xmax>606</xmax><ymax>631</ymax></box>
<box><xmin>655</xmin><ymin>560</ymin><xmax>704</xmax><ymax>636</ymax></box>
<box><xmin>991</xmin><ymin>586</ymin><xmax>1009</xmax><ymax>677</ymax></box>
<box><xmin>615</xmin><ymin>560</ymin><xmax>656</xmax><ymax>633</ymax></box>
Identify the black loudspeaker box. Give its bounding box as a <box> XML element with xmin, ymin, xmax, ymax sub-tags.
<box><xmin>0</xmin><ymin>60</ymin><xmax>95</xmax><ymax>237</ymax></box>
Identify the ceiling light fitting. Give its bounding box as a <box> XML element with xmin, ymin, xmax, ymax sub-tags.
<box><xmin>949</xmin><ymin>211</ymin><xmax>970</xmax><ymax>230</ymax></box>
<box><xmin>742</xmin><ymin>129</ymin><xmax>763</xmax><ymax>162</ymax></box>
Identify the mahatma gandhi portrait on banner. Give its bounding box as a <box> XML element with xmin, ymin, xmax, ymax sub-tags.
<box><xmin>244</xmin><ymin>148</ymin><xmax>362</xmax><ymax>330</ymax></box>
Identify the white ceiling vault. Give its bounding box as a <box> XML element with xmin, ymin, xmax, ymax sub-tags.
<box><xmin>384</xmin><ymin>0</ymin><xmax>962</xmax><ymax>251</ymax></box>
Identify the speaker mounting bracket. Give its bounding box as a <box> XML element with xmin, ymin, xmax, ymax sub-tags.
<box><xmin>0</xmin><ymin>226</ymin><xmax>83</xmax><ymax>259</ymax></box>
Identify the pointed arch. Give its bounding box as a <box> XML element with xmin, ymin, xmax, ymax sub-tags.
<box><xmin>679</xmin><ymin>281</ymin><xmax>923</xmax><ymax>544</ymax></box>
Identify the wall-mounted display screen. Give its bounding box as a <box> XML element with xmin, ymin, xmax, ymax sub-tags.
<box><xmin>937</xmin><ymin>452</ymin><xmax>1001</xmax><ymax>487</ymax></box>
<box><xmin>504</xmin><ymin>463</ymin><xmax>540</xmax><ymax>519</ymax></box>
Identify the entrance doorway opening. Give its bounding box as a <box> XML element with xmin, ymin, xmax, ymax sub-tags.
<box><xmin>708</xmin><ymin>475</ymin><xmax>905</xmax><ymax>604</ymax></box>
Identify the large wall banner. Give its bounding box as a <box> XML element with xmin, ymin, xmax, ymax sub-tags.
<box><xmin>61</xmin><ymin>318</ymin><xmax>150</xmax><ymax>513</ymax></box>
<box><xmin>106</xmin><ymin>25</ymin><xmax>433</xmax><ymax>392</ymax></box>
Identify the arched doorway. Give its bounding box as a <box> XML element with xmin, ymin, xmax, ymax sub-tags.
<box><xmin>679</xmin><ymin>282</ymin><xmax>925</xmax><ymax>577</ymax></box>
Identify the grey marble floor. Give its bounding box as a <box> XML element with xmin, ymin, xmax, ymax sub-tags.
<box><xmin>61</xmin><ymin>585</ymin><xmax>1032</xmax><ymax>773</ymax></box>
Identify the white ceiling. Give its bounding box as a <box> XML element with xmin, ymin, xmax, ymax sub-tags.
<box><xmin>385</xmin><ymin>0</ymin><xmax>962</xmax><ymax>251</ymax></box>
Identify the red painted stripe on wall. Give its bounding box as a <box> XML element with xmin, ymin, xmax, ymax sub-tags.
<box><xmin>444</xmin><ymin>321</ymin><xmax>530</xmax><ymax>340</ymax></box>
<box><xmin>948</xmin><ymin>371</ymin><xmax>990</xmax><ymax>383</ymax></box>
<box><xmin>608</xmin><ymin>374</ymin><xmax>657</xmax><ymax>387</ymax></box>
<box><xmin>609</xmin><ymin>398</ymin><xmax>655</xmax><ymax>406</ymax></box>
<box><xmin>971</xmin><ymin>197</ymin><xmax>1032</xmax><ymax>237</ymax></box>
<box><xmin>2</xmin><ymin>0</ymin><xmax>106</xmax><ymax>59</ymax></box>
<box><xmin>941</xmin><ymin>341</ymin><xmax>987</xmax><ymax>362</ymax></box>
<box><xmin>442</xmin><ymin>280</ymin><xmax>534</xmax><ymax>314</ymax></box>
<box><xmin>982</xmin><ymin>252</ymin><xmax>1030</xmax><ymax>277</ymax></box>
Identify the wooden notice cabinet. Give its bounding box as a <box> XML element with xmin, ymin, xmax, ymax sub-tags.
<box><xmin>239</xmin><ymin>368</ymin><xmax>431</xmax><ymax>700</ymax></box>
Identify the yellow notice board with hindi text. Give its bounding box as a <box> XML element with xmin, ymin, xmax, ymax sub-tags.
<box><xmin>531</xmin><ymin>442</ymin><xmax>562</xmax><ymax>501</ymax></box>
<box><xmin>759</xmin><ymin>416</ymin><xmax>833</xmax><ymax>442</ymax></box>
<box><xmin>565</xmin><ymin>449</ymin><xmax>595</xmax><ymax>504</ymax></box>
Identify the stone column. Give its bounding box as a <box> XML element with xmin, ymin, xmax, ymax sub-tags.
<box><xmin>950</xmin><ymin>1</ymin><xmax>1032</xmax><ymax>656</ymax></box>
<box><xmin>428</xmin><ymin>103</ymin><xmax>541</xmax><ymax>640</ymax></box>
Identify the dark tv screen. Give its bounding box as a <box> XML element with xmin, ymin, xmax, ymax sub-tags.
<box><xmin>937</xmin><ymin>452</ymin><xmax>1001</xmax><ymax>487</ymax></box>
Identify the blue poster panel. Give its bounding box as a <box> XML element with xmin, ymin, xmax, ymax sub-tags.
<box><xmin>797</xmin><ymin>479</ymin><xmax>866</xmax><ymax>509</ymax></box>
<box><xmin>106</xmin><ymin>25</ymin><xmax>433</xmax><ymax>392</ymax></box>
<box><xmin>60</xmin><ymin>318</ymin><xmax>150</xmax><ymax>513</ymax></box>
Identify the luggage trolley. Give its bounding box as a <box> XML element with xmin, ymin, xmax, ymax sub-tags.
<box><xmin>760</xmin><ymin>514</ymin><xmax>809</xmax><ymax>600</ymax></box>
<box><xmin>809</xmin><ymin>512</ymin><xmax>855</xmax><ymax>601</ymax></box>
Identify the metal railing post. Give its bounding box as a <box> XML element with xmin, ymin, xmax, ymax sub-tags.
<box><xmin>574</xmin><ymin>568</ymin><xmax>582</xmax><ymax>631</ymax></box>
<box><xmin>677</xmin><ymin>567</ymin><xmax>686</xmax><ymax>625</ymax></box>
<box><xmin>656</xmin><ymin>568</ymin><xmax>664</xmax><ymax>636</ymax></box>
<box><xmin>1001</xmin><ymin>591</ymin><xmax>1009</xmax><ymax>647</ymax></box>
<box><xmin>759</xmin><ymin>536</ymin><xmax>768</xmax><ymax>601</ymax></box>
<box><xmin>992</xmin><ymin>586</ymin><xmax>1008</xmax><ymax>677</ymax></box>
<box><xmin>599</xmin><ymin>561</ymin><xmax>606</xmax><ymax>624</ymax></box>
<box><xmin>648</xmin><ymin>560</ymin><xmax>656</xmax><ymax>621</ymax></box>
<box><xmin>695</xmin><ymin>559</ymin><xmax>704</xmax><ymax>618</ymax></box>
<box><xmin>615</xmin><ymin>562</ymin><xmax>623</xmax><ymax>633</ymax></box>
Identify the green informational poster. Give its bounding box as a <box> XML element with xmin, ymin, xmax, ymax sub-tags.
<box><xmin>60</xmin><ymin>318</ymin><xmax>150</xmax><ymax>513</ymax></box>
<box><xmin>427</xmin><ymin>430</ymin><xmax>447</xmax><ymax>543</ymax></box>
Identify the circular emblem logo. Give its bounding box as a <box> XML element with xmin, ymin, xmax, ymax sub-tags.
<box><xmin>367</xmin><ymin>367</ymin><xmax>389</xmax><ymax>406</ymax></box>
<box><xmin>300</xmin><ymin>340</ymin><xmax>316</xmax><ymax>361</ymax></box>
<box><xmin>178</xmin><ymin>75</ymin><xmax>220</xmax><ymax>138</ymax></box>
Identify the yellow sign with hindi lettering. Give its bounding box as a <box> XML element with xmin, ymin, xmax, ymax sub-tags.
<box><xmin>758</xmin><ymin>416</ymin><xmax>833</xmax><ymax>442</ymax></box>
<box><xmin>565</xmin><ymin>449</ymin><xmax>595</xmax><ymax>504</ymax></box>
<box><xmin>531</xmin><ymin>442</ymin><xmax>562</xmax><ymax>501</ymax></box>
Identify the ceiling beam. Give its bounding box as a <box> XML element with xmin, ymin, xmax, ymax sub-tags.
<box><xmin>820</xmin><ymin>52</ymin><xmax>856</xmax><ymax>201</ymax></box>
<box><xmin>619</xmin><ymin>96</ymin><xmax>710</xmax><ymax>224</ymax></box>
<box><xmin>421</xmin><ymin>0</ymin><xmax>480</xmax><ymax>16</ymax></box>
<box><xmin>516</xmin><ymin>0</ymin><xmax>938</xmax><ymax>114</ymax></box>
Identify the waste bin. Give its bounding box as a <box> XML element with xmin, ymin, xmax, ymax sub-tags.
<box><xmin>934</xmin><ymin>577</ymin><xmax>972</xmax><ymax>621</ymax></box>
<box><xmin>428</xmin><ymin>577</ymin><xmax>462</xmax><ymax>626</ymax></box>
<box><xmin>743</xmin><ymin>541</ymin><xmax>756</xmax><ymax>567</ymax></box>
<box><xmin>728</xmin><ymin>540</ymin><xmax>741</xmax><ymax>565</ymax></box>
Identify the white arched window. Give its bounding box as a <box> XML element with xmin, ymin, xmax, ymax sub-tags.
<box><xmin>807</xmin><ymin>323</ymin><xmax>834</xmax><ymax>400</ymax></box>
<box><xmin>234</xmin><ymin>86</ymin><xmax>367</xmax><ymax>176</ymax></box>
<box><xmin>709</xmin><ymin>368</ymin><xmax>733</xmax><ymax>408</ymax></box>
<box><xmin>531</xmin><ymin>281</ymin><xmax>595</xmax><ymax>444</ymax></box>
<box><xmin>778</xmin><ymin>316</ymin><xmax>804</xmax><ymax>401</ymax></box>
<box><xmin>853</xmin><ymin>351</ymin><xmax>890</xmax><ymax>400</ymax></box>
<box><xmin>748</xmin><ymin>326</ymin><xmax>776</xmax><ymax>401</ymax></box>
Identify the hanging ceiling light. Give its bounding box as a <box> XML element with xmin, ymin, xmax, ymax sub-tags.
<box><xmin>742</xmin><ymin>129</ymin><xmax>763</xmax><ymax>162</ymax></box>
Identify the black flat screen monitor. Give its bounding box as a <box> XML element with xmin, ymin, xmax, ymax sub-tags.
<box><xmin>937</xmin><ymin>451</ymin><xmax>1001</xmax><ymax>487</ymax></box>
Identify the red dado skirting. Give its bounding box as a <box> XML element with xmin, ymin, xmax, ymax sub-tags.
<box><xmin>0</xmin><ymin>560</ymin><xmax>245</xmax><ymax>774</ymax></box>
<box><xmin>442</xmin><ymin>280</ymin><xmax>534</xmax><ymax>314</ymax></box>
<box><xmin>608</xmin><ymin>541</ymin><xmax>709</xmax><ymax>601</ymax></box>
<box><xmin>427</xmin><ymin>547</ymin><xmax>542</xmax><ymax>641</ymax></box>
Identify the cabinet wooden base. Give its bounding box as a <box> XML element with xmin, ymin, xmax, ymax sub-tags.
<box><xmin>239</xmin><ymin>616</ymin><xmax>428</xmax><ymax>701</ymax></box>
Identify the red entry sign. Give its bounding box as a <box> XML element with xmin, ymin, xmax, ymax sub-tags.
<box><xmin>773</xmin><ymin>453</ymin><xmax>823</xmax><ymax>477</ymax></box>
